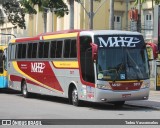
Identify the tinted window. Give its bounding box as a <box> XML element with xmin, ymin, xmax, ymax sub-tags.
<box><xmin>22</xmin><ymin>44</ymin><xmax>27</xmax><ymax>58</ymax></box>
<box><xmin>38</xmin><ymin>42</ymin><xmax>43</xmax><ymax>58</ymax></box>
<box><xmin>80</xmin><ymin>36</ymin><xmax>95</xmax><ymax>83</ymax></box>
<box><xmin>64</xmin><ymin>39</ymin><xmax>70</xmax><ymax>58</ymax></box>
<box><xmin>17</xmin><ymin>44</ymin><xmax>23</xmax><ymax>59</ymax></box>
<box><xmin>17</xmin><ymin>44</ymin><xmax>27</xmax><ymax>59</ymax></box>
<box><xmin>27</xmin><ymin>43</ymin><xmax>38</xmax><ymax>58</ymax></box>
<box><xmin>32</xmin><ymin>43</ymin><xmax>38</xmax><ymax>58</ymax></box>
<box><xmin>56</xmin><ymin>41</ymin><xmax>63</xmax><ymax>58</ymax></box>
<box><xmin>64</xmin><ymin>39</ymin><xmax>77</xmax><ymax>58</ymax></box>
<box><xmin>70</xmin><ymin>39</ymin><xmax>77</xmax><ymax>58</ymax></box>
<box><xmin>50</xmin><ymin>40</ymin><xmax>63</xmax><ymax>58</ymax></box>
<box><xmin>50</xmin><ymin>41</ymin><xmax>56</xmax><ymax>58</ymax></box>
<box><xmin>38</xmin><ymin>42</ymin><xmax>49</xmax><ymax>58</ymax></box>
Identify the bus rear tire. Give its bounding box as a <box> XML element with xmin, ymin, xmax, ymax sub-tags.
<box><xmin>71</xmin><ymin>87</ymin><xmax>81</xmax><ymax>106</ymax></box>
<box><xmin>22</xmin><ymin>81</ymin><xmax>30</xmax><ymax>98</ymax></box>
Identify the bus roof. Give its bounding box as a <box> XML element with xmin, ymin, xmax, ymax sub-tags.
<box><xmin>13</xmin><ymin>29</ymin><xmax>82</xmax><ymax>43</ymax></box>
<box><xmin>80</xmin><ymin>30</ymin><xmax>142</xmax><ymax>36</ymax></box>
<box><xmin>11</xmin><ymin>29</ymin><xmax>142</xmax><ymax>43</ymax></box>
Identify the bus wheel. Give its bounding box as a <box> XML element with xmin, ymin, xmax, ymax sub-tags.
<box><xmin>71</xmin><ymin>87</ymin><xmax>80</xmax><ymax>106</ymax></box>
<box><xmin>22</xmin><ymin>81</ymin><xmax>30</xmax><ymax>98</ymax></box>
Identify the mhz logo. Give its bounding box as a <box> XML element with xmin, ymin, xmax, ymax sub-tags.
<box><xmin>31</xmin><ymin>62</ymin><xmax>45</xmax><ymax>73</ymax></box>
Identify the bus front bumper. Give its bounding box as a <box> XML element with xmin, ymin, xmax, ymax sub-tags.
<box><xmin>95</xmin><ymin>88</ymin><xmax>150</xmax><ymax>102</ymax></box>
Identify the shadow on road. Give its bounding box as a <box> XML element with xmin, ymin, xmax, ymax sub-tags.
<box><xmin>0</xmin><ymin>88</ymin><xmax>158</xmax><ymax>111</ymax></box>
<box><xmin>0</xmin><ymin>88</ymin><xmax>20</xmax><ymax>94</ymax></box>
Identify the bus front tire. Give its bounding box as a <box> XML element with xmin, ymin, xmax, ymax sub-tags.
<box><xmin>71</xmin><ymin>87</ymin><xmax>81</xmax><ymax>106</ymax></box>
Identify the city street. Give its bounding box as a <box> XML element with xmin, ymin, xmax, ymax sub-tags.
<box><xmin>0</xmin><ymin>89</ymin><xmax>160</xmax><ymax>120</ymax></box>
<box><xmin>0</xmin><ymin>89</ymin><xmax>160</xmax><ymax>128</ymax></box>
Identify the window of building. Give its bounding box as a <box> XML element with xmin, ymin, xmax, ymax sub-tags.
<box><xmin>114</xmin><ymin>15</ymin><xmax>122</xmax><ymax>30</ymax></box>
<box><xmin>144</xmin><ymin>13</ymin><xmax>153</xmax><ymax>39</ymax></box>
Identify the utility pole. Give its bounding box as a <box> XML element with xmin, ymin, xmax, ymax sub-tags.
<box><xmin>79</xmin><ymin>0</ymin><xmax>106</xmax><ymax>29</ymax></box>
<box><xmin>69</xmin><ymin>0</ymin><xmax>74</xmax><ymax>29</ymax></box>
<box><xmin>89</xmin><ymin>0</ymin><xmax>94</xmax><ymax>29</ymax></box>
<box><xmin>109</xmin><ymin>0</ymin><xmax>114</xmax><ymax>30</ymax></box>
<box><xmin>137</xmin><ymin>0</ymin><xmax>141</xmax><ymax>32</ymax></box>
<box><xmin>126</xmin><ymin>0</ymin><xmax>129</xmax><ymax>30</ymax></box>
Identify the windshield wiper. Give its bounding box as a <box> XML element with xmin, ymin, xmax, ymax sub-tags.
<box><xmin>113</xmin><ymin>62</ymin><xmax>125</xmax><ymax>82</ymax></box>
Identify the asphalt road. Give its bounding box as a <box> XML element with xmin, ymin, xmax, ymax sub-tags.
<box><xmin>0</xmin><ymin>89</ymin><xmax>160</xmax><ymax>127</ymax></box>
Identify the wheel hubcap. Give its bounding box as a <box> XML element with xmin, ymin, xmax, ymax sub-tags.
<box><xmin>23</xmin><ymin>84</ymin><xmax>27</xmax><ymax>95</ymax></box>
<box><xmin>72</xmin><ymin>89</ymin><xmax>78</xmax><ymax>103</ymax></box>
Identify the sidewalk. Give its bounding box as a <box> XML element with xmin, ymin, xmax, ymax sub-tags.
<box><xmin>126</xmin><ymin>90</ymin><xmax>160</xmax><ymax>109</ymax></box>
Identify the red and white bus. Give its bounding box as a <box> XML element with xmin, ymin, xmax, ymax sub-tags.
<box><xmin>8</xmin><ymin>30</ymin><xmax>150</xmax><ymax>106</ymax></box>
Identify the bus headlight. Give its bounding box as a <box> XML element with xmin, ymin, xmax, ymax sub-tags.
<box><xmin>141</xmin><ymin>81</ymin><xmax>150</xmax><ymax>89</ymax></box>
<box><xmin>97</xmin><ymin>84</ymin><xmax>112</xmax><ymax>90</ymax></box>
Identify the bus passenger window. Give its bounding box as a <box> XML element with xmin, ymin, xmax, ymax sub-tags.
<box><xmin>38</xmin><ymin>42</ymin><xmax>43</xmax><ymax>58</ymax></box>
<box><xmin>64</xmin><ymin>39</ymin><xmax>71</xmax><ymax>58</ymax></box>
<box><xmin>27</xmin><ymin>43</ymin><xmax>38</xmax><ymax>58</ymax></box>
<box><xmin>50</xmin><ymin>41</ymin><xmax>56</xmax><ymax>58</ymax></box>
<box><xmin>27</xmin><ymin>43</ymin><xmax>32</xmax><ymax>58</ymax></box>
<box><xmin>70</xmin><ymin>39</ymin><xmax>77</xmax><ymax>58</ymax></box>
<box><xmin>44</xmin><ymin>42</ymin><xmax>49</xmax><ymax>58</ymax></box>
<box><xmin>32</xmin><ymin>43</ymin><xmax>38</xmax><ymax>58</ymax></box>
<box><xmin>64</xmin><ymin>39</ymin><xmax>77</xmax><ymax>58</ymax></box>
<box><xmin>17</xmin><ymin>44</ymin><xmax>27</xmax><ymax>59</ymax></box>
<box><xmin>22</xmin><ymin>44</ymin><xmax>27</xmax><ymax>58</ymax></box>
<box><xmin>17</xmin><ymin>44</ymin><xmax>23</xmax><ymax>59</ymax></box>
<box><xmin>56</xmin><ymin>41</ymin><xmax>63</xmax><ymax>58</ymax></box>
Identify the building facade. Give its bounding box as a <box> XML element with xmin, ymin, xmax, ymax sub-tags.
<box><xmin>0</xmin><ymin>0</ymin><xmax>155</xmax><ymax>44</ymax></box>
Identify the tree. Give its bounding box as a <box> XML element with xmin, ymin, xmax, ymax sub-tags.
<box><xmin>0</xmin><ymin>0</ymin><xmax>69</xmax><ymax>29</ymax></box>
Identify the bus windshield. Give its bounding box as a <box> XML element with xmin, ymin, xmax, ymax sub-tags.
<box><xmin>94</xmin><ymin>34</ymin><xmax>150</xmax><ymax>81</ymax></box>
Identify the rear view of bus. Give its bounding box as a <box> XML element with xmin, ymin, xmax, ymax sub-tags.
<box><xmin>0</xmin><ymin>45</ymin><xmax>8</xmax><ymax>88</ymax></box>
<box><xmin>86</xmin><ymin>30</ymin><xmax>150</xmax><ymax>105</ymax></box>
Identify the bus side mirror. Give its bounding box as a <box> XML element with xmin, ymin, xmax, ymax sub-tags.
<box><xmin>90</xmin><ymin>43</ymin><xmax>98</xmax><ymax>61</ymax></box>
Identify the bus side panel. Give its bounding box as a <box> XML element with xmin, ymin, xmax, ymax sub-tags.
<box><xmin>0</xmin><ymin>75</ymin><xmax>8</xmax><ymax>88</ymax></box>
<box><xmin>0</xmin><ymin>76</ymin><xmax>4</xmax><ymax>88</ymax></box>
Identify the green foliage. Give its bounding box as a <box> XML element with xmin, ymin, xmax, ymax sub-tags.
<box><xmin>2</xmin><ymin>0</ymin><xmax>69</xmax><ymax>29</ymax></box>
<box><xmin>154</xmin><ymin>0</ymin><xmax>160</xmax><ymax>4</ymax></box>
<box><xmin>134</xmin><ymin>0</ymin><xmax>146</xmax><ymax>5</ymax></box>
<box><xmin>2</xmin><ymin>0</ymin><xmax>26</xmax><ymax>29</ymax></box>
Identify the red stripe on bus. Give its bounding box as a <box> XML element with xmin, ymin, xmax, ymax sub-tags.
<box><xmin>16</xmin><ymin>61</ymin><xmax>64</xmax><ymax>92</ymax></box>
